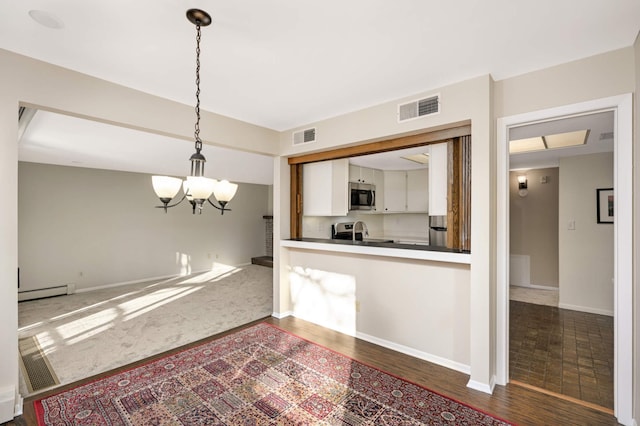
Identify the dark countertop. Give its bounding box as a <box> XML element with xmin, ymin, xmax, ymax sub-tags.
<box><xmin>287</xmin><ymin>238</ymin><xmax>469</xmax><ymax>254</ymax></box>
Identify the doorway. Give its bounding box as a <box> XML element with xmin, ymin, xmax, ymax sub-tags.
<box><xmin>496</xmin><ymin>94</ymin><xmax>633</xmax><ymax>425</ymax></box>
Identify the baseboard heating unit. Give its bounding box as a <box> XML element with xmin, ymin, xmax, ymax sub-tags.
<box><xmin>18</xmin><ymin>284</ymin><xmax>75</xmax><ymax>302</ymax></box>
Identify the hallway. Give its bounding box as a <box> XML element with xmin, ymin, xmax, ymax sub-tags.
<box><xmin>509</xmin><ymin>300</ymin><xmax>614</xmax><ymax>410</ymax></box>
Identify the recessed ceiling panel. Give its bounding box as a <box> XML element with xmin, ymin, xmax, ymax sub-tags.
<box><xmin>509</xmin><ymin>137</ymin><xmax>545</xmax><ymax>154</ymax></box>
<box><xmin>545</xmin><ymin>130</ymin><xmax>588</xmax><ymax>149</ymax></box>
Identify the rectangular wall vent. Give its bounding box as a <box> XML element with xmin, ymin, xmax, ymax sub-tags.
<box><xmin>293</xmin><ymin>128</ymin><xmax>316</xmax><ymax>145</ymax></box>
<box><xmin>398</xmin><ymin>95</ymin><xmax>440</xmax><ymax>122</ymax></box>
<box><xmin>599</xmin><ymin>131</ymin><xmax>614</xmax><ymax>140</ymax></box>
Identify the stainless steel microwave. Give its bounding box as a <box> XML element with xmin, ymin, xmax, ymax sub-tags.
<box><xmin>349</xmin><ymin>182</ymin><xmax>375</xmax><ymax>211</ymax></box>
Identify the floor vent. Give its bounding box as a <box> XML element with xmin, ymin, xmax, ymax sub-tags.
<box><xmin>19</xmin><ymin>336</ymin><xmax>60</xmax><ymax>393</ymax></box>
<box><xmin>398</xmin><ymin>94</ymin><xmax>440</xmax><ymax>122</ymax></box>
<box><xmin>18</xmin><ymin>284</ymin><xmax>74</xmax><ymax>302</ymax></box>
<box><xmin>293</xmin><ymin>127</ymin><xmax>316</xmax><ymax>145</ymax></box>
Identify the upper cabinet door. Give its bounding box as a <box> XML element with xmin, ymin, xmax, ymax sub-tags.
<box><xmin>406</xmin><ymin>168</ymin><xmax>428</xmax><ymax>212</ymax></box>
<box><xmin>303</xmin><ymin>159</ymin><xmax>348</xmax><ymax>216</ymax></box>
<box><xmin>349</xmin><ymin>164</ymin><xmax>375</xmax><ymax>183</ymax></box>
<box><xmin>429</xmin><ymin>142</ymin><xmax>448</xmax><ymax>216</ymax></box>
<box><xmin>383</xmin><ymin>170</ymin><xmax>407</xmax><ymax>212</ymax></box>
<box><xmin>360</xmin><ymin>167</ymin><xmax>375</xmax><ymax>184</ymax></box>
<box><xmin>349</xmin><ymin>164</ymin><xmax>361</xmax><ymax>183</ymax></box>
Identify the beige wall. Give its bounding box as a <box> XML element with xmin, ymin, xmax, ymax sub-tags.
<box><xmin>510</xmin><ymin>168</ymin><xmax>559</xmax><ymax>288</ymax></box>
<box><xmin>558</xmin><ymin>153</ymin><xmax>614</xmax><ymax>315</ymax></box>
<box><xmin>494</xmin><ymin>47</ymin><xmax>635</xmax><ymax>118</ymax></box>
<box><xmin>18</xmin><ymin>162</ymin><xmax>269</xmax><ymax>292</ymax></box>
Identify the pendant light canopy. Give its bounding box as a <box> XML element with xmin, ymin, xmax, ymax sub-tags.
<box><xmin>152</xmin><ymin>9</ymin><xmax>238</xmax><ymax>215</ymax></box>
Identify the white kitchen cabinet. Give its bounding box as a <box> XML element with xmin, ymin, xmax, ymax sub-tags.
<box><xmin>429</xmin><ymin>143</ymin><xmax>448</xmax><ymax>216</ymax></box>
<box><xmin>349</xmin><ymin>164</ymin><xmax>375</xmax><ymax>183</ymax></box>
<box><xmin>407</xmin><ymin>168</ymin><xmax>429</xmax><ymax>212</ymax></box>
<box><xmin>303</xmin><ymin>159</ymin><xmax>349</xmax><ymax>216</ymax></box>
<box><xmin>383</xmin><ymin>169</ymin><xmax>429</xmax><ymax>213</ymax></box>
<box><xmin>383</xmin><ymin>170</ymin><xmax>407</xmax><ymax>212</ymax></box>
<box><xmin>372</xmin><ymin>169</ymin><xmax>385</xmax><ymax>212</ymax></box>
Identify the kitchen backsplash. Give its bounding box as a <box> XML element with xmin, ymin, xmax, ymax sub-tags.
<box><xmin>302</xmin><ymin>213</ymin><xmax>428</xmax><ymax>240</ymax></box>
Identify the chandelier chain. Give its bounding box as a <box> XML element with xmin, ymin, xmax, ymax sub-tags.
<box><xmin>194</xmin><ymin>23</ymin><xmax>202</xmax><ymax>153</ymax></box>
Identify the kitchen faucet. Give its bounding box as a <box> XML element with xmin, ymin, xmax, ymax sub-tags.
<box><xmin>353</xmin><ymin>220</ymin><xmax>369</xmax><ymax>241</ymax></box>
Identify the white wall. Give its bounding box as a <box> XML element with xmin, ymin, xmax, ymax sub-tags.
<box><xmin>0</xmin><ymin>60</ymin><xmax>19</xmax><ymax>422</ymax></box>
<box><xmin>558</xmin><ymin>153</ymin><xmax>614</xmax><ymax>315</ymax></box>
<box><xmin>18</xmin><ymin>162</ymin><xmax>269</xmax><ymax>292</ymax></box>
<box><xmin>285</xmin><ymin>248</ymin><xmax>471</xmax><ymax>372</ymax></box>
<box><xmin>633</xmin><ymin>30</ymin><xmax>640</xmax><ymax>426</ymax></box>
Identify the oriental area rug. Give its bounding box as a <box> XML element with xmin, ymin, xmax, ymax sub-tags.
<box><xmin>35</xmin><ymin>323</ymin><xmax>512</xmax><ymax>425</ymax></box>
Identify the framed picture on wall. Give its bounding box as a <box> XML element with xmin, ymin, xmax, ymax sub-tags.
<box><xmin>597</xmin><ymin>188</ymin><xmax>614</xmax><ymax>224</ymax></box>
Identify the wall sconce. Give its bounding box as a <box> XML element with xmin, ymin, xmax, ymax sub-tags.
<box><xmin>517</xmin><ymin>175</ymin><xmax>528</xmax><ymax>197</ymax></box>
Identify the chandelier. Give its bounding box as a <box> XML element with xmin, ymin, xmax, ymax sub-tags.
<box><xmin>152</xmin><ymin>9</ymin><xmax>238</xmax><ymax>215</ymax></box>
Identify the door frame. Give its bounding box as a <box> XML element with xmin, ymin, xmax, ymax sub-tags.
<box><xmin>495</xmin><ymin>94</ymin><xmax>633</xmax><ymax>424</ymax></box>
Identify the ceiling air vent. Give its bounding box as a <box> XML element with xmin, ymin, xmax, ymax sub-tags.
<box><xmin>398</xmin><ymin>94</ymin><xmax>440</xmax><ymax>122</ymax></box>
<box><xmin>599</xmin><ymin>131</ymin><xmax>614</xmax><ymax>140</ymax></box>
<box><xmin>293</xmin><ymin>127</ymin><xmax>316</xmax><ymax>145</ymax></box>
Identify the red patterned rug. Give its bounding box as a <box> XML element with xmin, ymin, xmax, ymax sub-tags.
<box><xmin>35</xmin><ymin>323</ymin><xmax>512</xmax><ymax>425</ymax></box>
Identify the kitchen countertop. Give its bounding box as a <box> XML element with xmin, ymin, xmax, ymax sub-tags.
<box><xmin>281</xmin><ymin>238</ymin><xmax>471</xmax><ymax>264</ymax></box>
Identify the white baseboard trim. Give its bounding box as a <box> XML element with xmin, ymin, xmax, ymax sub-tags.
<box><xmin>558</xmin><ymin>303</ymin><xmax>613</xmax><ymax>317</ymax></box>
<box><xmin>75</xmin><ymin>263</ymin><xmax>253</xmax><ymax>294</ymax></box>
<box><xmin>272</xmin><ymin>311</ymin><xmax>292</xmax><ymax>319</ymax></box>
<box><xmin>14</xmin><ymin>395</ymin><xmax>23</xmax><ymax>417</ymax></box>
<box><xmin>467</xmin><ymin>376</ymin><xmax>495</xmax><ymax>394</ymax></box>
<box><xmin>75</xmin><ymin>273</ymin><xmax>182</xmax><ymax>293</ymax></box>
<box><xmin>355</xmin><ymin>331</ymin><xmax>470</xmax><ymax>375</ymax></box>
<box><xmin>0</xmin><ymin>387</ymin><xmax>14</xmax><ymax>423</ymax></box>
<box><xmin>511</xmin><ymin>284</ymin><xmax>558</xmax><ymax>291</ymax></box>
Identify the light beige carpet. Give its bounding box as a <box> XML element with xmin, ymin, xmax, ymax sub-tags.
<box><xmin>18</xmin><ymin>263</ymin><xmax>273</xmax><ymax>396</ymax></box>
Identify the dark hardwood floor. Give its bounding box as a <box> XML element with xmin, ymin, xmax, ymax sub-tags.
<box><xmin>7</xmin><ymin>316</ymin><xmax>620</xmax><ymax>425</ymax></box>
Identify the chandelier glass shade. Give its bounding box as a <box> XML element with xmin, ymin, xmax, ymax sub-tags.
<box><xmin>151</xmin><ymin>9</ymin><xmax>237</xmax><ymax>215</ymax></box>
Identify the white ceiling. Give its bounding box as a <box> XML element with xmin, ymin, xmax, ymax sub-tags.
<box><xmin>2</xmin><ymin>1</ymin><xmax>639</xmax><ymax>131</ymax></box>
<box><xmin>3</xmin><ymin>1</ymin><xmax>638</xmax><ymax>181</ymax></box>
